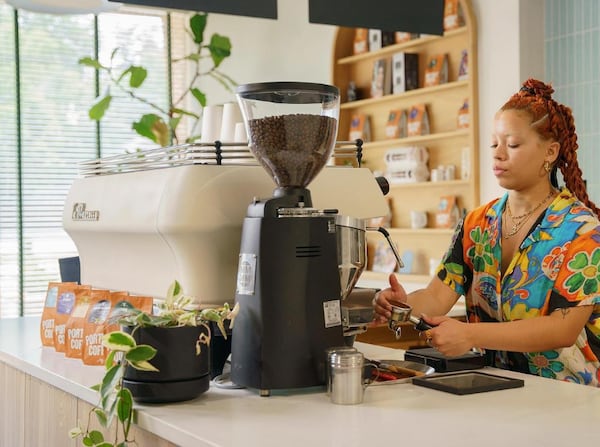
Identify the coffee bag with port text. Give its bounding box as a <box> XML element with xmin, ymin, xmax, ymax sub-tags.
<box><xmin>54</xmin><ymin>284</ymin><xmax>91</xmax><ymax>353</ymax></box>
<box><xmin>40</xmin><ymin>282</ymin><xmax>76</xmax><ymax>347</ymax></box>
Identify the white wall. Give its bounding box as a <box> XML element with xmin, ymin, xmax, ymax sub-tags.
<box><xmin>202</xmin><ymin>0</ymin><xmax>336</xmax><ymax>104</ymax></box>
<box><xmin>203</xmin><ymin>0</ymin><xmax>545</xmax><ymax>205</ymax></box>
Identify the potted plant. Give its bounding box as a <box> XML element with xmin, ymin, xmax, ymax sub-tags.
<box><xmin>79</xmin><ymin>12</ymin><xmax>237</xmax><ymax>147</ymax></box>
<box><xmin>69</xmin><ymin>280</ymin><xmax>238</xmax><ymax>447</ymax></box>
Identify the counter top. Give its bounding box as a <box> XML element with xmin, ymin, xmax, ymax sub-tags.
<box><xmin>2</xmin><ymin>317</ymin><xmax>599</xmax><ymax>446</ymax></box>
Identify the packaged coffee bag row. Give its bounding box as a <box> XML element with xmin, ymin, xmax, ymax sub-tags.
<box><xmin>40</xmin><ymin>282</ymin><xmax>153</xmax><ymax>366</ymax></box>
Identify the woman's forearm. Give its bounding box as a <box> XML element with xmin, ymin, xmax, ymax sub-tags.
<box><xmin>466</xmin><ymin>305</ymin><xmax>593</xmax><ymax>352</ymax></box>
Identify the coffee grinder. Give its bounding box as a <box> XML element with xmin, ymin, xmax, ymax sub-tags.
<box><xmin>231</xmin><ymin>81</ymin><xmax>345</xmax><ymax>395</ymax></box>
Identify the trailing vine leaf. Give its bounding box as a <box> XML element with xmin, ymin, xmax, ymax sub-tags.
<box><xmin>116</xmin><ymin>388</ymin><xmax>133</xmax><ymax>432</ymax></box>
<box><xmin>89</xmin><ymin>95</ymin><xmax>112</xmax><ymax>121</ymax></box>
<box><xmin>190</xmin><ymin>88</ymin><xmax>207</xmax><ymax>107</ymax></box>
<box><xmin>132</xmin><ymin>113</ymin><xmax>169</xmax><ymax>146</ymax></box>
<box><xmin>118</xmin><ymin>66</ymin><xmax>147</xmax><ymax>88</ymax></box>
<box><xmin>71</xmin><ymin>280</ymin><xmax>236</xmax><ymax>446</ymax></box>
<box><xmin>189</xmin><ymin>13</ymin><xmax>207</xmax><ymax>44</ymax></box>
<box><xmin>208</xmin><ymin>34</ymin><xmax>232</xmax><ymax>67</ymax></box>
<box><xmin>103</xmin><ymin>331</ymin><xmax>135</xmax><ymax>352</ymax></box>
<box><xmin>79</xmin><ymin>56</ymin><xmax>106</xmax><ymax>70</ymax></box>
<box><xmin>78</xmin><ymin>12</ymin><xmax>236</xmax><ymax>147</ymax></box>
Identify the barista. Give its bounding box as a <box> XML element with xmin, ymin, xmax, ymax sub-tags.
<box><xmin>372</xmin><ymin>79</ymin><xmax>600</xmax><ymax>386</ymax></box>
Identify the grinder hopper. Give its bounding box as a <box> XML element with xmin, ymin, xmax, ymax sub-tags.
<box><xmin>236</xmin><ymin>81</ymin><xmax>340</xmax><ymax>201</ymax></box>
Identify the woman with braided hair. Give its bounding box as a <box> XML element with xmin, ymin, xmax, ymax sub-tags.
<box><xmin>373</xmin><ymin>78</ymin><xmax>600</xmax><ymax>386</ymax></box>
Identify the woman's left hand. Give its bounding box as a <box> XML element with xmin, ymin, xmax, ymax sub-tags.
<box><xmin>422</xmin><ymin>315</ymin><xmax>476</xmax><ymax>357</ymax></box>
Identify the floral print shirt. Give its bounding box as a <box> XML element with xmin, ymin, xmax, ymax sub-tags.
<box><xmin>437</xmin><ymin>188</ymin><xmax>600</xmax><ymax>386</ymax></box>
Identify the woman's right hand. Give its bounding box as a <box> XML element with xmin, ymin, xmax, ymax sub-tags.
<box><xmin>372</xmin><ymin>274</ymin><xmax>408</xmax><ymax>324</ymax></box>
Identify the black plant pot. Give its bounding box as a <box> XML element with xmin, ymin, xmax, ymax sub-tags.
<box><xmin>122</xmin><ymin>325</ymin><xmax>211</xmax><ymax>403</ymax></box>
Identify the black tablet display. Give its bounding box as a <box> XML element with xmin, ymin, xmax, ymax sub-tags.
<box><xmin>412</xmin><ymin>371</ymin><xmax>524</xmax><ymax>395</ymax></box>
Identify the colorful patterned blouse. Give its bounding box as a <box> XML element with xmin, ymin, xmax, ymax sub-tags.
<box><xmin>438</xmin><ymin>188</ymin><xmax>600</xmax><ymax>386</ymax></box>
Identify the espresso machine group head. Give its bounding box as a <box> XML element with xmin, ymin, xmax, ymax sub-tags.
<box><xmin>230</xmin><ymin>82</ymin><xmax>346</xmax><ymax>395</ymax></box>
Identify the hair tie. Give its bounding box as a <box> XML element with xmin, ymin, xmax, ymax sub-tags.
<box><xmin>520</xmin><ymin>85</ymin><xmax>535</xmax><ymax>95</ymax></box>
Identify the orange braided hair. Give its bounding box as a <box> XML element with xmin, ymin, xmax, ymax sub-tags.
<box><xmin>500</xmin><ymin>78</ymin><xmax>599</xmax><ymax>216</ymax></box>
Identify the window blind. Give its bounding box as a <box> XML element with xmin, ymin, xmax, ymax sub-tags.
<box><xmin>0</xmin><ymin>4</ymin><xmax>176</xmax><ymax>317</ymax></box>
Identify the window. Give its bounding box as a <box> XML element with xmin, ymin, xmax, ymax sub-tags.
<box><xmin>0</xmin><ymin>4</ymin><xmax>187</xmax><ymax>317</ymax></box>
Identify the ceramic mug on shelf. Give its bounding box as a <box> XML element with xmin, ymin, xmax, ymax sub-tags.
<box><xmin>410</xmin><ymin>210</ymin><xmax>427</xmax><ymax>229</ymax></box>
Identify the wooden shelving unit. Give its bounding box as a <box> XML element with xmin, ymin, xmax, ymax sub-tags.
<box><xmin>332</xmin><ymin>0</ymin><xmax>479</xmax><ymax>284</ymax></box>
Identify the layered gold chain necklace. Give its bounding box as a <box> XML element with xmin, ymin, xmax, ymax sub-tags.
<box><xmin>503</xmin><ymin>190</ymin><xmax>555</xmax><ymax>239</ymax></box>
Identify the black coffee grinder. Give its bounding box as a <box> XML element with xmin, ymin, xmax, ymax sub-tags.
<box><xmin>231</xmin><ymin>82</ymin><xmax>344</xmax><ymax>395</ymax></box>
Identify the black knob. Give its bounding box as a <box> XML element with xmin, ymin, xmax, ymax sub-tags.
<box><xmin>375</xmin><ymin>176</ymin><xmax>390</xmax><ymax>195</ymax></box>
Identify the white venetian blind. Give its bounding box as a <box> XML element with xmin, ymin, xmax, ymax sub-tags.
<box><xmin>0</xmin><ymin>4</ymin><xmax>19</xmax><ymax>317</ymax></box>
<box><xmin>0</xmin><ymin>3</ymin><xmax>175</xmax><ymax>317</ymax></box>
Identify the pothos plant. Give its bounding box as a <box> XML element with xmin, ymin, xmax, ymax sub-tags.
<box><xmin>79</xmin><ymin>12</ymin><xmax>236</xmax><ymax>148</ymax></box>
<box><xmin>69</xmin><ymin>280</ymin><xmax>239</xmax><ymax>447</ymax></box>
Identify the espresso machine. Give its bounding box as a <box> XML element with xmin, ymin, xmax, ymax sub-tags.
<box><xmin>230</xmin><ymin>82</ymin><xmax>398</xmax><ymax>394</ymax></box>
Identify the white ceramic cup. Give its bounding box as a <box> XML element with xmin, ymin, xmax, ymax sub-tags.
<box><xmin>233</xmin><ymin>122</ymin><xmax>248</xmax><ymax>144</ymax></box>
<box><xmin>200</xmin><ymin>105</ymin><xmax>223</xmax><ymax>143</ymax></box>
<box><xmin>220</xmin><ymin>102</ymin><xmax>242</xmax><ymax>142</ymax></box>
<box><xmin>410</xmin><ymin>210</ymin><xmax>427</xmax><ymax>229</ymax></box>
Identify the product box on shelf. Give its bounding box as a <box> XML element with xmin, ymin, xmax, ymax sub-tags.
<box><xmin>458</xmin><ymin>49</ymin><xmax>468</xmax><ymax>81</ymax></box>
<box><xmin>371</xmin><ymin>58</ymin><xmax>391</xmax><ymax>98</ymax></box>
<box><xmin>424</xmin><ymin>54</ymin><xmax>449</xmax><ymax>87</ymax></box>
<box><xmin>435</xmin><ymin>195</ymin><xmax>461</xmax><ymax>229</ymax></box>
<box><xmin>457</xmin><ymin>99</ymin><xmax>469</xmax><ymax>128</ymax></box>
<box><xmin>384</xmin><ymin>109</ymin><xmax>407</xmax><ymax>139</ymax></box>
<box><xmin>392</xmin><ymin>52</ymin><xmax>419</xmax><ymax>94</ymax></box>
<box><xmin>407</xmin><ymin>104</ymin><xmax>430</xmax><ymax>136</ymax></box>
<box><xmin>384</xmin><ymin>146</ymin><xmax>429</xmax><ymax>166</ymax></box>
<box><xmin>384</xmin><ymin>145</ymin><xmax>430</xmax><ymax>184</ymax></box>
<box><xmin>395</xmin><ymin>32</ymin><xmax>419</xmax><ymax>43</ymax></box>
<box><xmin>349</xmin><ymin>113</ymin><xmax>371</xmax><ymax>142</ymax></box>
<box><xmin>353</xmin><ymin>28</ymin><xmax>369</xmax><ymax>54</ymax></box>
<box><xmin>443</xmin><ymin>0</ymin><xmax>465</xmax><ymax>31</ymax></box>
<box><xmin>368</xmin><ymin>29</ymin><xmax>382</xmax><ymax>51</ymax></box>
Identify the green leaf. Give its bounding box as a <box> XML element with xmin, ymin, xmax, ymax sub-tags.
<box><xmin>123</xmin><ymin>66</ymin><xmax>147</xmax><ymax>88</ymax></box>
<box><xmin>78</xmin><ymin>57</ymin><xmax>105</xmax><ymax>70</ymax></box>
<box><xmin>103</xmin><ymin>331</ymin><xmax>136</xmax><ymax>352</ymax></box>
<box><xmin>190</xmin><ymin>88</ymin><xmax>206</xmax><ymax>107</ymax></box>
<box><xmin>116</xmin><ymin>388</ymin><xmax>133</xmax><ymax>425</ymax></box>
<box><xmin>88</xmin><ymin>430</ymin><xmax>104</xmax><ymax>444</ymax></box>
<box><xmin>105</xmin><ymin>350</ymin><xmax>116</xmax><ymax>370</ymax></box>
<box><xmin>94</xmin><ymin>408</ymin><xmax>108</xmax><ymax>428</ymax></box>
<box><xmin>208</xmin><ymin>34</ymin><xmax>231</xmax><ymax>67</ymax></box>
<box><xmin>82</xmin><ymin>436</ymin><xmax>94</xmax><ymax>446</ymax></box>
<box><xmin>189</xmin><ymin>13</ymin><xmax>207</xmax><ymax>44</ymax></box>
<box><xmin>132</xmin><ymin>113</ymin><xmax>170</xmax><ymax>146</ymax></box>
<box><xmin>132</xmin><ymin>113</ymin><xmax>161</xmax><ymax>143</ymax></box>
<box><xmin>125</xmin><ymin>344</ymin><xmax>157</xmax><ymax>363</ymax></box>
<box><xmin>100</xmin><ymin>364</ymin><xmax>123</xmax><ymax>405</ymax></box>
<box><xmin>89</xmin><ymin>95</ymin><xmax>112</xmax><ymax>121</ymax></box>
<box><xmin>68</xmin><ymin>426</ymin><xmax>83</xmax><ymax>439</ymax></box>
<box><xmin>129</xmin><ymin>359</ymin><xmax>160</xmax><ymax>372</ymax></box>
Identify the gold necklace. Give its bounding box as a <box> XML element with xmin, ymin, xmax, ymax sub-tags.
<box><xmin>503</xmin><ymin>191</ymin><xmax>555</xmax><ymax>239</ymax></box>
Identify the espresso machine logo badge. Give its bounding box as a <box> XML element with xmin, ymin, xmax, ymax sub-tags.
<box><xmin>72</xmin><ymin>203</ymin><xmax>100</xmax><ymax>221</ymax></box>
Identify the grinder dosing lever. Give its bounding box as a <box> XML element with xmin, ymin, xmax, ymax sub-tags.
<box><xmin>388</xmin><ymin>301</ymin><xmax>433</xmax><ymax>340</ymax></box>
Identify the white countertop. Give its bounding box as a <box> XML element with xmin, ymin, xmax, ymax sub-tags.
<box><xmin>2</xmin><ymin>316</ymin><xmax>599</xmax><ymax>446</ymax></box>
